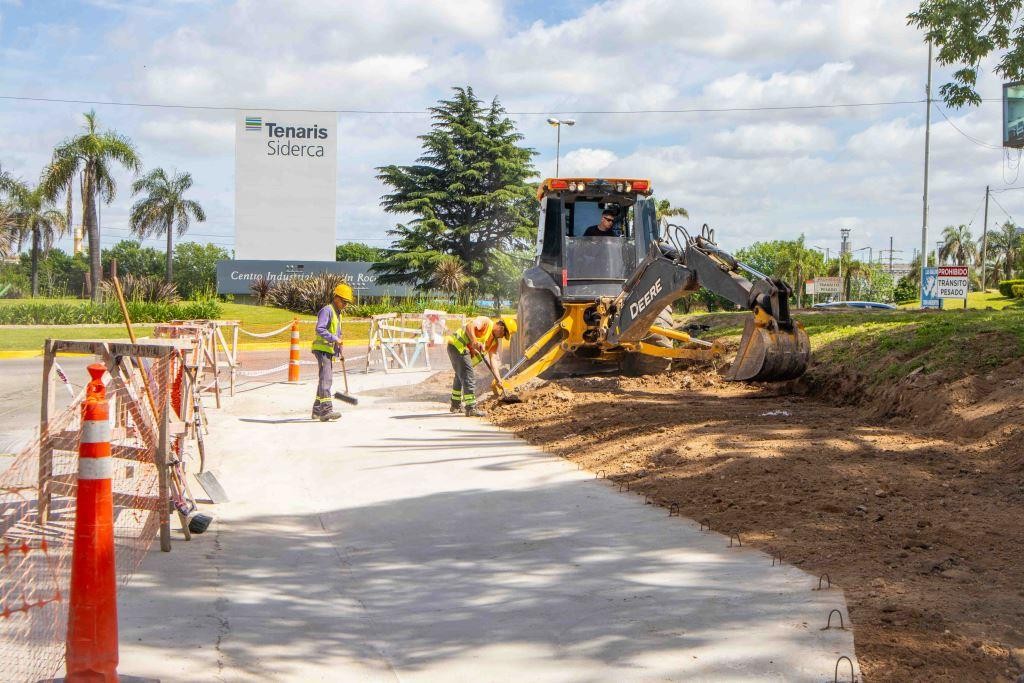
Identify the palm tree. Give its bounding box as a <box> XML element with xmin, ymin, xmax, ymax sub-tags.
<box><xmin>0</xmin><ymin>168</ymin><xmax>19</xmax><ymax>258</ymax></box>
<box><xmin>431</xmin><ymin>255</ymin><xmax>467</xmax><ymax>302</ymax></box>
<box><xmin>129</xmin><ymin>168</ymin><xmax>206</xmax><ymax>284</ymax></box>
<box><xmin>41</xmin><ymin>110</ymin><xmax>140</xmax><ymax>301</ymax></box>
<box><xmin>939</xmin><ymin>224</ymin><xmax>975</xmax><ymax>265</ymax></box>
<box><xmin>655</xmin><ymin>199</ymin><xmax>688</xmax><ymax>222</ymax></box>
<box><xmin>984</xmin><ymin>221</ymin><xmax>1023</xmax><ymax>281</ymax></box>
<box><xmin>8</xmin><ymin>183</ymin><xmax>69</xmax><ymax>296</ymax></box>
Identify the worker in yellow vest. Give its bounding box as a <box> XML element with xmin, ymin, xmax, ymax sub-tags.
<box><xmin>447</xmin><ymin>315</ymin><xmax>516</xmax><ymax>416</ymax></box>
<box><xmin>311</xmin><ymin>283</ymin><xmax>353</xmax><ymax>421</ymax></box>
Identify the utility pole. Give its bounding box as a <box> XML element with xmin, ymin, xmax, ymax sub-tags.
<box><xmin>880</xmin><ymin>236</ymin><xmax>903</xmax><ymax>277</ymax></box>
<box><xmin>921</xmin><ymin>40</ymin><xmax>933</xmax><ymax>290</ymax></box>
<box><xmin>981</xmin><ymin>185</ymin><xmax>990</xmax><ymax>291</ymax></box>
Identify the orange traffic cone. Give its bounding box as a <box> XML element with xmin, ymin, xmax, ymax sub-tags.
<box><xmin>65</xmin><ymin>363</ymin><xmax>119</xmax><ymax>682</ymax></box>
<box><xmin>288</xmin><ymin>319</ymin><xmax>301</xmax><ymax>383</ymax></box>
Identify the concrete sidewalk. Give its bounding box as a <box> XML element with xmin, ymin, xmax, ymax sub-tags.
<box><xmin>117</xmin><ymin>371</ymin><xmax>860</xmax><ymax>682</ymax></box>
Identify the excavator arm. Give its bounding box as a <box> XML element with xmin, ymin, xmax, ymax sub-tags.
<box><xmin>609</xmin><ymin>225</ymin><xmax>808</xmax><ymax>380</ymax></box>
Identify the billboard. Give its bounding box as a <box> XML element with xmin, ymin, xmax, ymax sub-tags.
<box><xmin>216</xmin><ymin>260</ymin><xmax>414</xmax><ymax>297</ymax></box>
<box><xmin>921</xmin><ymin>265</ymin><xmax>969</xmax><ymax>309</ymax></box>
<box><xmin>1004</xmin><ymin>81</ymin><xmax>1024</xmax><ymax>148</ymax></box>
<box><xmin>235</xmin><ymin>110</ymin><xmax>337</xmax><ymax>260</ymax></box>
<box><xmin>814</xmin><ymin>276</ymin><xmax>842</xmax><ymax>295</ymax></box>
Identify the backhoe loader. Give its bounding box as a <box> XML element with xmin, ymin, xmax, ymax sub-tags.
<box><xmin>503</xmin><ymin>177</ymin><xmax>810</xmax><ymax>390</ymax></box>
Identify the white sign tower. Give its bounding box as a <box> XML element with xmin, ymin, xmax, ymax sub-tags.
<box><xmin>234</xmin><ymin>110</ymin><xmax>337</xmax><ymax>261</ymax></box>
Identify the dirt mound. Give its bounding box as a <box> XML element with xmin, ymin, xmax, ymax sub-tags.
<box><xmin>488</xmin><ymin>365</ymin><xmax>1024</xmax><ymax>682</ymax></box>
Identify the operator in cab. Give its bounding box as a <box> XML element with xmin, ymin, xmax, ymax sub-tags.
<box><xmin>583</xmin><ymin>209</ymin><xmax>622</xmax><ymax>237</ymax></box>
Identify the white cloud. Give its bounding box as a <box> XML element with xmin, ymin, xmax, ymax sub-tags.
<box><xmin>712</xmin><ymin>122</ymin><xmax>836</xmax><ymax>156</ymax></box>
<box><xmin>138</xmin><ymin>117</ymin><xmax>233</xmax><ymax>155</ymax></box>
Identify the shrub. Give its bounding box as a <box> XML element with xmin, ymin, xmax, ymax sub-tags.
<box><xmin>99</xmin><ymin>274</ymin><xmax>180</xmax><ymax>303</ymax></box>
<box><xmin>997</xmin><ymin>279</ymin><xmax>1024</xmax><ymax>297</ymax></box>
<box><xmin>0</xmin><ymin>299</ymin><xmax>220</xmax><ymax>325</ymax></box>
<box><xmin>265</xmin><ymin>274</ymin><xmax>480</xmax><ymax>317</ymax></box>
<box><xmin>1012</xmin><ymin>284</ymin><xmax>1024</xmax><ymax>298</ymax></box>
<box><xmin>249</xmin><ymin>276</ymin><xmax>271</xmax><ymax>305</ymax></box>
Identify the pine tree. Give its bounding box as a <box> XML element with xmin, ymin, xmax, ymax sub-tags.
<box><xmin>374</xmin><ymin>86</ymin><xmax>537</xmax><ymax>292</ymax></box>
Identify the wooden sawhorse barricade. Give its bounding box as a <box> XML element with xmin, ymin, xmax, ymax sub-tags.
<box><xmin>39</xmin><ymin>339</ymin><xmax>193</xmax><ymax>552</ymax></box>
<box><xmin>364</xmin><ymin>313</ymin><xmax>431</xmax><ymax>373</ymax></box>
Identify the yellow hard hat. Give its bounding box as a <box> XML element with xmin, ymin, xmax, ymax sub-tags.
<box><xmin>499</xmin><ymin>315</ymin><xmax>517</xmax><ymax>335</ymax></box>
<box><xmin>333</xmin><ymin>283</ymin><xmax>354</xmax><ymax>303</ymax></box>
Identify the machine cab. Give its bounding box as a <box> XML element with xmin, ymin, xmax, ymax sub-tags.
<box><xmin>534</xmin><ymin>178</ymin><xmax>659</xmax><ymax>302</ymax></box>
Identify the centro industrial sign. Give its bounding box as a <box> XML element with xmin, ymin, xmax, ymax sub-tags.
<box><xmin>244</xmin><ymin>115</ymin><xmax>329</xmax><ymax>157</ymax></box>
<box><xmin>234</xmin><ymin>109</ymin><xmax>337</xmax><ymax>261</ymax></box>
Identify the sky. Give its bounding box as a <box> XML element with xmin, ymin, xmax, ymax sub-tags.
<box><xmin>1</xmin><ymin>0</ymin><xmax>1022</xmax><ymax>262</ymax></box>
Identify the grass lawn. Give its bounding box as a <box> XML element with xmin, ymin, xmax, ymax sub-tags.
<box><xmin>680</xmin><ymin>305</ymin><xmax>1024</xmax><ymax>384</ymax></box>
<box><xmin>0</xmin><ymin>325</ymin><xmax>157</xmax><ymax>352</ymax></box>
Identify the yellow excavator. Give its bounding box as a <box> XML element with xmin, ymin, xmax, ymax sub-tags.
<box><xmin>502</xmin><ymin>177</ymin><xmax>810</xmax><ymax>391</ymax></box>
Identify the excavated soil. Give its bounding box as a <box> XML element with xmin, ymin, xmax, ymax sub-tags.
<box><xmin>482</xmin><ymin>363</ymin><xmax>1024</xmax><ymax>682</ymax></box>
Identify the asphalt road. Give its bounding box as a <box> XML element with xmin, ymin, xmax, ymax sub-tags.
<box><xmin>0</xmin><ymin>356</ymin><xmax>92</xmax><ymax>457</ymax></box>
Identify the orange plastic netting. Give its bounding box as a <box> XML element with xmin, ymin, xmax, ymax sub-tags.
<box><xmin>0</xmin><ymin>356</ymin><xmax>172</xmax><ymax>682</ymax></box>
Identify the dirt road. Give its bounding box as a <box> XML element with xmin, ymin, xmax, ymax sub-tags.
<box><xmin>488</xmin><ymin>368</ymin><xmax>1024</xmax><ymax>682</ymax></box>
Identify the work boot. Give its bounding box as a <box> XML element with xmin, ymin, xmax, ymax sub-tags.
<box><xmin>320</xmin><ymin>410</ymin><xmax>342</xmax><ymax>422</ymax></box>
<box><xmin>450</xmin><ymin>400</ymin><xmax>462</xmax><ymax>413</ymax></box>
<box><xmin>464</xmin><ymin>404</ymin><xmax>486</xmax><ymax>417</ymax></box>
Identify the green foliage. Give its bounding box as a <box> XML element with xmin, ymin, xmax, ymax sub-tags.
<box><xmin>998</xmin><ymin>278</ymin><xmax>1024</xmax><ymax>297</ymax></box>
<box><xmin>374</xmin><ymin>86</ymin><xmax>537</xmax><ymax>293</ymax></box>
<box><xmin>14</xmin><ymin>248</ymin><xmax>88</xmax><ymax>298</ymax></box>
<box><xmin>41</xmin><ymin>110</ymin><xmax>142</xmax><ymax>302</ymax></box>
<box><xmin>265</xmin><ymin>272</ymin><xmax>478</xmax><ymax>317</ymax></box>
<box><xmin>908</xmin><ymin>1</ymin><xmax>1024</xmax><ymax>107</ymax></box>
<box><xmin>335</xmin><ymin>242</ymin><xmax>383</xmax><ymax>262</ymax></box>
<box><xmin>894</xmin><ymin>275</ymin><xmax>919</xmax><ymax>303</ymax></box>
<box><xmin>1012</xmin><ymin>284</ymin><xmax>1024</xmax><ymax>298</ymax></box>
<box><xmin>939</xmin><ymin>224</ymin><xmax>975</xmax><ymax>265</ymax></box>
<box><xmin>130</xmin><ymin>168</ymin><xmax>206</xmax><ymax>283</ymax></box>
<box><xmin>173</xmin><ymin>241</ymin><xmax>229</xmax><ymax>299</ymax></box>
<box><xmin>734</xmin><ymin>236</ymin><xmax>826</xmax><ymax>303</ymax></box>
<box><xmin>103</xmin><ymin>240</ymin><xmax>165</xmax><ymax>279</ymax></box>
<box><xmin>479</xmin><ymin>249</ymin><xmax>531</xmax><ymax>308</ymax></box>
<box><xmin>99</xmin><ymin>273</ymin><xmax>180</xmax><ymax>303</ymax></box>
<box><xmin>0</xmin><ymin>299</ymin><xmax>220</xmax><ymax>324</ymax></box>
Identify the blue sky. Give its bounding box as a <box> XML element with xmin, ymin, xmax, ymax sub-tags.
<box><xmin>1</xmin><ymin>0</ymin><xmax>1021</xmax><ymax>262</ymax></box>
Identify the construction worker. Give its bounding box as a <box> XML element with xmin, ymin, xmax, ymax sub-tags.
<box><xmin>310</xmin><ymin>283</ymin><xmax>353</xmax><ymax>421</ymax></box>
<box><xmin>447</xmin><ymin>315</ymin><xmax>516</xmax><ymax>416</ymax></box>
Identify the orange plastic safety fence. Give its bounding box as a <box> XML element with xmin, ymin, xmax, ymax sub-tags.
<box><xmin>0</xmin><ymin>356</ymin><xmax>173</xmax><ymax>682</ymax></box>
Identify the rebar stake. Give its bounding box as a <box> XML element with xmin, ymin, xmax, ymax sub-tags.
<box><xmin>834</xmin><ymin>655</ymin><xmax>855</xmax><ymax>682</ymax></box>
<box><xmin>824</xmin><ymin>609</ymin><xmax>845</xmax><ymax>630</ymax></box>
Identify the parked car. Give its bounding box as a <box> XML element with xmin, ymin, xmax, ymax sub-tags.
<box><xmin>812</xmin><ymin>301</ymin><xmax>896</xmax><ymax>310</ymax></box>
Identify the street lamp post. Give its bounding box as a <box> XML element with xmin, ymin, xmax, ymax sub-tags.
<box><xmin>547</xmin><ymin>117</ymin><xmax>575</xmax><ymax>176</ymax></box>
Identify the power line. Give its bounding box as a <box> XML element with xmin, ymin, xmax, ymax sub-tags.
<box><xmin>0</xmin><ymin>93</ymin><xmax>929</xmax><ymax>116</ymax></box>
<box><xmin>932</xmin><ymin>104</ymin><xmax>1002</xmax><ymax>150</ymax></box>
<box><xmin>987</xmin><ymin>193</ymin><xmax>1011</xmax><ymax>225</ymax></box>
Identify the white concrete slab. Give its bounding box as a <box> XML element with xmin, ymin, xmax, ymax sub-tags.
<box><xmin>117</xmin><ymin>371</ymin><xmax>860</xmax><ymax>682</ymax></box>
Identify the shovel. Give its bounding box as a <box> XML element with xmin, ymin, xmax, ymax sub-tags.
<box><xmin>475</xmin><ymin>351</ymin><xmax>523</xmax><ymax>404</ymax></box>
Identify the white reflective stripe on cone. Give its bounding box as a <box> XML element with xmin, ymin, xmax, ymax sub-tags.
<box><xmin>81</xmin><ymin>420</ymin><xmax>111</xmax><ymax>444</ymax></box>
<box><xmin>79</xmin><ymin>457</ymin><xmax>113</xmax><ymax>480</ymax></box>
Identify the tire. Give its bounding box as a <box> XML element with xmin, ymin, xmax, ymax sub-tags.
<box><xmin>514</xmin><ymin>286</ymin><xmax>561</xmax><ymax>362</ymax></box>
<box><xmin>621</xmin><ymin>306</ymin><xmax>674</xmax><ymax>376</ymax></box>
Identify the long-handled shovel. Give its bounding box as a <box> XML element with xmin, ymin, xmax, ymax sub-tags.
<box><xmin>475</xmin><ymin>351</ymin><xmax>523</xmax><ymax>404</ymax></box>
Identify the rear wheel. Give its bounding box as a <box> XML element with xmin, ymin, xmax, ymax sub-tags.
<box><xmin>621</xmin><ymin>306</ymin><xmax>674</xmax><ymax>376</ymax></box>
<box><xmin>514</xmin><ymin>286</ymin><xmax>561</xmax><ymax>362</ymax></box>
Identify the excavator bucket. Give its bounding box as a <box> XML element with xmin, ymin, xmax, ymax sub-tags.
<box><xmin>727</xmin><ymin>314</ymin><xmax>810</xmax><ymax>382</ymax></box>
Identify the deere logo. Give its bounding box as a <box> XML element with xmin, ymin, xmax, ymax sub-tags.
<box><xmin>244</xmin><ymin>116</ymin><xmax>262</xmax><ymax>132</ymax></box>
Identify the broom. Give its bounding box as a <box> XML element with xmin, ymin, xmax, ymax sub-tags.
<box><xmin>332</xmin><ymin>351</ymin><xmax>359</xmax><ymax>405</ymax></box>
